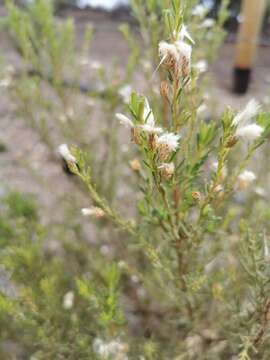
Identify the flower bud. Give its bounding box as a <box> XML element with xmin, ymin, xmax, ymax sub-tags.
<box><xmin>226</xmin><ymin>136</ymin><xmax>238</xmax><ymax>148</ymax></box>
<box><xmin>81</xmin><ymin>207</ymin><xmax>105</xmax><ymax>218</ymax></box>
<box><xmin>158</xmin><ymin>162</ymin><xmax>175</xmax><ymax>179</ymax></box>
<box><xmin>129</xmin><ymin>158</ymin><xmax>141</xmax><ymax>172</ymax></box>
<box><xmin>192</xmin><ymin>191</ymin><xmax>201</xmax><ymax>201</ymax></box>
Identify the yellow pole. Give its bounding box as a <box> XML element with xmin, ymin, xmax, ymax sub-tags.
<box><xmin>233</xmin><ymin>0</ymin><xmax>267</xmax><ymax>93</ymax></box>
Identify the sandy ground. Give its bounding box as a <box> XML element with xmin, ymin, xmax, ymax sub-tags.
<box><xmin>0</xmin><ymin>7</ymin><xmax>270</xmax><ymax>219</ymax></box>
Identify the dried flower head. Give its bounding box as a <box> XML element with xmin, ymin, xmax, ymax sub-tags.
<box><xmin>158</xmin><ymin>162</ymin><xmax>175</xmax><ymax>179</ymax></box>
<box><xmin>157</xmin><ymin>133</ymin><xmax>180</xmax><ymax>161</ymax></box>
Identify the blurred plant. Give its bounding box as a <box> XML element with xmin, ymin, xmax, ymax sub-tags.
<box><xmin>2</xmin><ymin>0</ymin><xmax>129</xmax><ymax>201</ymax></box>
<box><xmin>1</xmin><ymin>0</ymin><xmax>270</xmax><ymax>359</ymax></box>
<box><xmin>66</xmin><ymin>0</ymin><xmax>269</xmax><ymax>357</ymax></box>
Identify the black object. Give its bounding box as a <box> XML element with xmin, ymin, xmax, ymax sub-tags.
<box><xmin>233</xmin><ymin>67</ymin><xmax>251</xmax><ymax>94</ymax></box>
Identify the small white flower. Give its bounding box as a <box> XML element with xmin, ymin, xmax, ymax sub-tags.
<box><xmin>58</xmin><ymin>144</ymin><xmax>76</xmax><ymax>163</ymax></box>
<box><xmin>81</xmin><ymin>207</ymin><xmax>105</xmax><ymax>218</ymax></box>
<box><xmin>235</xmin><ymin>123</ymin><xmax>264</xmax><ymax>141</ymax></box>
<box><xmin>233</xmin><ymin>99</ymin><xmax>260</xmax><ymax>126</ymax></box>
<box><xmin>192</xmin><ymin>4</ymin><xmax>210</xmax><ymax>17</ymax></box>
<box><xmin>118</xmin><ymin>84</ymin><xmax>132</xmax><ymax>104</ymax></box>
<box><xmin>194</xmin><ymin>59</ymin><xmax>208</xmax><ymax>73</ymax></box>
<box><xmin>116</xmin><ymin>113</ymin><xmax>134</xmax><ymax>128</ymax></box>
<box><xmin>157</xmin><ymin>132</ymin><xmax>180</xmax><ymax>152</ymax></box>
<box><xmin>93</xmin><ymin>338</ymin><xmax>110</xmax><ymax>358</ymax></box>
<box><xmin>238</xmin><ymin>170</ymin><xmax>257</xmax><ymax>184</ymax></box>
<box><xmin>201</xmin><ymin>18</ymin><xmax>216</xmax><ymax>28</ymax></box>
<box><xmin>233</xmin><ymin>100</ymin><xmax>263</xmax><ymax>141</ymax></box>
<box><xmin>63</xmin><ymin>291</ymin><xmax>74</xmax><ymax>310</ymax></box>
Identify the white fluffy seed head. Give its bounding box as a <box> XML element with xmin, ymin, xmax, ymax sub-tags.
<box><xmin>159</xmin><ymin>41</ymin><xmax>180</xmax><ymax>64</ymax></box>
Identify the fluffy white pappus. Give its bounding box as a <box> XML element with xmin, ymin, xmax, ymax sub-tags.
<box><xmin>63</xmin><ymin>291</ymin><xmax>74</xmax><ymax>310</ymax></box>
<box><xmin>238</xmin><ymin>170</ymin><xmax>256</xmax><ymax>183</ymax></box>
<box><xmin>159</xmin><ymin>41</ymin><xmax>180</xmax><ymax>63</ymax></box>
<box><xmin>58</xmin><ymin>144</ymin><xmax>76</xmax><ymax>162</ymax></box>
<box><xmin>235</xmin><ymin>123</ymin><xmax>264</xmax><ymax>141</ymax></box>
<box><xmin>143</xmin><ymin>97</ymin><xmax>155</xmax><ymax>126</ymax></box>
<box><xmin>175</xmin><ymin>40</ymin><xmax>192</xmax><ymax>62</ymax></box>
<box><xmin>140</xmin><ymin>98</ymin><xmax>163</xmax><ymax>134</ymax></box>
<box><xmin>178</xmin><ymin>24</ymin><xmax>195</xmax><ymax>44</ymax></box>
<box><xmin>157</xmin><ymin>133</ymin><xmax>181</xmax><ymax>152</ymax></box>
<box><xmin>233</xmin><ymin>99</ymin><xmax>261</xmax><ymax>126</ymax></box>
<box><xmin>140</xmin><ymin>123</ymin><xmax>163</xmax><ymax>133</ymax></box>
<box><xmin>116</xmin><ymin>113</ymin><xmax>134</xmax><ymax>128</ymax></box>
